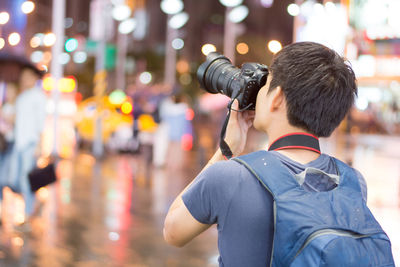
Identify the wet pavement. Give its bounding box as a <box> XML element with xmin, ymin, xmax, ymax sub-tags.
<box><xmin>0</xmin><ymin>132</ymin><xmax>399</xmax><ymax>266</ymax></box>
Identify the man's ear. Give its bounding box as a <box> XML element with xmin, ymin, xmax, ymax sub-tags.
<box><xmin>269</xmin><ymin>86</ymin><xmax>285</xmax><ymax>111</ymax></box>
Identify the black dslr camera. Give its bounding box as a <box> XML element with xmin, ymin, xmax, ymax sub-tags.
<box><xmin>197</xmin><ymin>52</ymin><xmax>269</xmax><ymax>110</ymax></box>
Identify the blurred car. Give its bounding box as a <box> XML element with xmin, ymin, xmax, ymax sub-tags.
<box><xmin>75</xmin><ymin>95</ymin><xmax>133</xmax><ymax>150</ymax></box>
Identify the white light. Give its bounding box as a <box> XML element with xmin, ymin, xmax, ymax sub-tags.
<box><xmin>118</xmin><ymin>18</ymin><xmax>137</xmax><ymax>34</ymax></box>
<box><xmin>201</xmin><ymin>44</ymin><xmax>217</xmax><ymax>55</ymax></box>
<box><xmin>111</xmin><ymin>0</ymin><xmax>125</xmax><ymax>5</ymax></box>
<box><xmin>8</xmin><ymin>32</ymin><xmax>21</xmax><ymax>46</ymax></box>
<box><xmin>324</xmin><ymin>2</ymin><xmax>336</xmax><ymax>13</ymax></box>
<box><xmin>172</xmin><ymin>38</ymin><xmax>184</xmax><ymax>50</ymax></box>
<box><xmin>355</xmin><ymin>97</ymin><xmax>368</xmax><ymax>111</ymax></box>
<box><xmin>0</xmin><ymin>38</ymin><xmax>5</xmax><ymax>50</ymax></box>
<box><xmin>287</xmin><ymin>3</ymin><xmax>300</xmax><ymax>16</ymax></box>
<box><xmin>64</xmin><ymin>17</ymin><xmax>73</xmax><ymax>28</ymax></box>
<box><xmin>0</xmin><ymin>12</ymin><xmax>10</xmax><ymax>25</ymax></box>
<box><xmin>169</xmin><ymin>12</ymin><xmax>189</xmax><ymax>29</ymax></box>
<box><xmin>260</xmin><ymin>0</ymin><xmax>273</xmax><ymax>8</ymax></box>
<box><xmin>112</xmin><ymin>5</ymin><xmax>132</xmax><ymax>21</ymax></box>
<box><xmin>228</xmin><ymin>5</ymin><xmax>249</xmax><ymax>23</ymax></box>
<box><xmin>108</xmin><ymin>232</ymin><xmax>120</xmax><ymax>241</ymax></box>
<box><xmin>73</xmin><ymin>51</ymin><xmax>87</xmax><ymax>64</ymax></box>
<box><xmin>21</xmin><ymin>1</ymin><xmax>35</xmax><ymax>14</ymax></box>
<box><xmin>59</xmin><ymin>53</ymin><xmax>71</xmax><ymax>65</ymax></box>
<box><xmin>43</xmin><ymin>33</ymin><xmax>56</xmax><ymax>47</ymax></box>
<box><xmin>31</xmin><ymin>51</ymin><xmax>44</xmax><ymax>63</ymax></box>
<box><xmin>160</xmin><ymin>0</ymin><xmax>184</xmax><ymax>15</ymax></box>
<box><xmin>268</xmin><ymin>40</ymin><xmax>282</xmax><ymax>54</ymax></box>
<box><xmin>219</xmin><ymin>0</ymin><xmax>242</xmax><ymax>7</ymax></box>
<box><xmin>139</xmin><ymin>72</ymin><xmax>152</xmax><ymax>84</ymax></box>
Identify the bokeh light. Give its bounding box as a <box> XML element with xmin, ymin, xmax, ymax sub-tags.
<box><xmin>30</xmin><ymin>36</ymin><xmax>41</xmax><ymax>48</ymax></box>
<box><xmin>112</xmin><ymin>5</ymin><xmax>132</xmax><ymax>21</ymax></box>
<box><xmin>139</xmin><ymin>72</ymin><xmax>152</xmax><ymax>84</ymax></box>
<box><xmin>0</xmin><ymin>38</ymin><xmax>5</xmax><ymax>50</ymax></box>
<box><xmin>201</xmin><ymin>43</ymin><xmax>217</xmax><ymax>55</ymax></box>
<box><xmin>43</xmin><ymin>33</ymin><xmax>56</xmax><ymax>47</ymax></box>
<box><xmin>8</xmin><ymin>32</ymin><xmax>21</xmax><ymax>46</ymax></box>
<box><xmin>0</xmin><ymin>12</ymin><xmax>10</xmax><ymax>25</ymax></box>
<box><xmin>31</xmin><ymin>51</ymin><xmax>44</xmax><ymax>63</ymax></box>
<box><xmin>73</xmin><ymin>51</ymin><xmax>87</xmax><ymax>64</ymax></box>
<box><xmin>160</xmin><ymin>0</ymin><xmax>184</xmax><ymax>15</ymax></box>
<box><xmin>219</xmin><ymin>0</ymin><xmax>242</xmax><ymax>8</ymax></box>
<box><xmin>21</xmin><ymin>1</ymin><xmax>35</xmax><ymax>14</ymax></box>
<box><xmin>171</xmin><ymin>38</ymin><xmax>184</xmax><ymax>50</ymax></box>
<box><xmin>65</xmin><ymin>38</ymin><xmax>78</xmax><ymax>52</ymax></box>
<box><xmin>267</xmin><ymin>40</ymin><xmax>282</xmax><ymax>54</ymax></box>
<box><xmin>121</xmin><ymin>101</ymin><xmax>133</xmax><ymax>114</ymax></box>
<box><xmin>176</xmin><ymin>60</ymin><xmax>189</xmax><ymax>73</ymax></box>
<box><xmin>287</xmin><ymin>3</ymin><xmax>300</xmax><ymax>16</ymax></box>
<box><xmin>236</xmin><ymin>42</ymin><xmax>249</xmax><ymax>54</ymax></box>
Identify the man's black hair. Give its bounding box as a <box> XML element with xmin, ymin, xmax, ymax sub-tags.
<box><xmin>268</xmin><ymin>41</ymin><xmax>357</xmax><ymax>137</ymax></box>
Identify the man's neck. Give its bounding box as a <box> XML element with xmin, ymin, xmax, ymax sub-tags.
<box><xmin>267</xmin><ymin>127</ymin><xmax>320</xmax><ymax>165</ymax></box>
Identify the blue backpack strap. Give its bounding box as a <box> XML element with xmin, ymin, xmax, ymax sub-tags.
<box><xmin>332</xmin><ymin>157</ymin><xmax>364</xmax><ymax>195</ymax></box>
<box><xmin>232</xmin><ymin>150</ymin><xmax>299</xmax><ymax>197</ymax></box>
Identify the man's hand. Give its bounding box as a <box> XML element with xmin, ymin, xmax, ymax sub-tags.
<box><xmin>224</xmin><ymin>99</ymin><xmax>255</xmax><ymax>157</ymax></box>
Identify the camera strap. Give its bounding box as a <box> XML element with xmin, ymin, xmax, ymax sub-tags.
<box><xmin>219</xmin><ymin>99</ymin><xmax>235</xmax><ymax>159</ymax></box>
<box><xmin>268</xmin><ymin>133</ymin><xmax>321</xmax><ymax>154</ymax></box>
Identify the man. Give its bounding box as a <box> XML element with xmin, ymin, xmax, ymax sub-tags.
<box><xmin>163</xmin><ymin>42</ymin><xmax>366</xmax><ymax>266</ymax></box>
<box><xmin>10</xmin><ymin>66</ymin><xmax>47</xmax><ymax>227</ymax></box>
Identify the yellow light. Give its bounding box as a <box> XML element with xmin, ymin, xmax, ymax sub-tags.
<box><xmin>43</xmin><ymin>75</ymin><xmax>55</xmax><ymax>91</ymax></box>
<box><xmin>268</xmin><ymin>40</ymin><xmax>282</xmax><ymax>54</ymax></box>
<box><xmin>43</xmin><ymin>33</ymin><xmax>56</xmax><ymax>47</ymax></box>
<box><xmin>121</xmin><ymin>101</ymin><xmax>133</xmax><ymax>114</ymax></box>
<box><xmin>8</xmin><ymin>32</ymin><xmax>21</xmax><ymax>46</ymax></box>
<box><xmin>12</xmin><ymin>237</ymin><xmax>24</xmax><ymax>247</ymax></box>
<box><xmin>30</xmin><ymin>36</ymin><xmax>41</xmax><ymax>48</ymax></box>
<box><xmin>201</xmin><ymin>44</ymin><xmax>217</xmax><ymax>55</ymax></box>
<box><xmin>58</xmin><ymin>77</ymin><xmax>76</xmax><ymax>93</ymax></box>
<box><xmin>21</xmin><ymin>1</ymin><xmax>35</xmax><ymax>14</ymax></box>
<box><xmin>236</xmin><ymin>42</ymin><xmax>249</xmax><ymax>55</ymax></box>
<box><xmin>0</xmin><ymin>38</ymin><xmax>5</xmax><ymax>50</ymax></box>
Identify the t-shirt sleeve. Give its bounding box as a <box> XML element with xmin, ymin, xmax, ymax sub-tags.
<box><xmin>182</xmin><ymin>160</ymin><xmax>244</xmax><ymax>225</ymax></box>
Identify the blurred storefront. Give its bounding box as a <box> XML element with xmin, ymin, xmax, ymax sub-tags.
<box><xmin>293</xmin><ymin>0</ymin><xmax>400</xmax><ymax>135</ymax></box>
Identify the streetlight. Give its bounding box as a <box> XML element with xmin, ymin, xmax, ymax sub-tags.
<box><xmin>219</xmin><ymin>0</ymin><xmax>248</xmax><ymax>64</ymax></box>
<box><xmin>160</xmin><ymin>0</ymin><xmax>187</xmax><ymax>87</ymax></box>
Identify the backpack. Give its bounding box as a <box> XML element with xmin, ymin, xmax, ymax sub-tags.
<box><xmin>233</xmin><ymin>151</ymin><xmax>395</xmax><ymax>267</ymax></box>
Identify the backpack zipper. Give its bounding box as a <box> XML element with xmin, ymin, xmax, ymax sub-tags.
<box><xmin>292</xmin><ymin>229</ymin><xmax>371</xmax><ymax>263</ymax></box>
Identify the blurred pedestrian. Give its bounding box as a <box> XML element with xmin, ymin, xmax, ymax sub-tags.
<box><xmin>9</xmin><ymin>67</ymin><xmax>47</xmax><ymax>229</ymax></box>
<box><xmin>160</xmin><ymin>93</ymin><xmax>190</xmax><ymax>170</ymax></box>
<box><xmin>0</xmin><ymin>82</ymin><xmax>18</xmax><ymax>220</ymax></box>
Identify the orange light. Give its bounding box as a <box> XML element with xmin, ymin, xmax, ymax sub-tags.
<box><xmin>43</xmin><ymin>75</ymin><xmax>55</xmax><ymax>91</ymax></box>
<box><xmin>58</xmin><ymin>76</ymin><xmax>76</xmax><ymax>93</ymax></box>
<box><xmin>176</xmin><ymin>59</ymin><xmax>190</xmax><ymax>73</ymax></box>
<box><xmin>236</xmin><ymin>42</ymin><xmax>249</xmax><ymax>55</ymax></box>
<box><xmin>186</xmin><ymin>108</ymin><xmax>194</xmax><ymax>121</ymax></box>
<box><xmin>121</xmin><ymin>101</ymin><xmax>133</xmax><ymax>114</ymax></box>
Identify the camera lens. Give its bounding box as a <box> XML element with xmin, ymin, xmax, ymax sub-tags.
<box><xmin>197</xmin><ymin>52</ymin><xmax>241</xmax><ymax>98</ymax></box>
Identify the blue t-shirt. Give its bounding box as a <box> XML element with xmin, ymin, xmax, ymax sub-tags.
<box><xmin>182</xmin><ymin>151</ymin><xmax>367</xmax><ymax>267</ymax></box>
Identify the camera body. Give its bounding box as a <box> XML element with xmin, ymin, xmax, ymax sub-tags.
<box><xmin>197</xmin><ymin>52</ymin><xmax>268</xmax><ymax>110</ymax></box>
